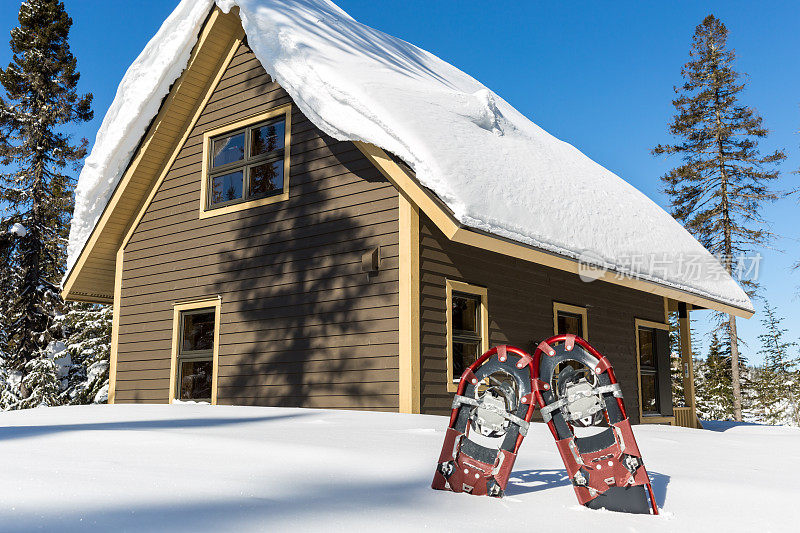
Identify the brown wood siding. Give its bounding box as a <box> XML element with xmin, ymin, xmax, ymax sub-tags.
<box><xmin>115</xmin><ymin>41</ymin><xmax>400</xmax><ymax>411</ymax></box>
<box><xmin>419</xmin><ymin>214</ymin><xmax>665</xmax><ymax>423</ymax></box>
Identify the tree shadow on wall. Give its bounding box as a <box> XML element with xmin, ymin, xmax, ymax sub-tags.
<box><xmin>213</xmin><ymin>116</ymin><xmax>399</xmax><ymax>411</ymax></box>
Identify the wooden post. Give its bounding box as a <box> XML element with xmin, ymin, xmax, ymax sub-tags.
<box><xmin>398</xmin><ymin>194</ymin><xmax>421</xmax><ymax>414</ymax></box>
<box><xmin>678</xmin><ymin>302</ymin><xmax>698</xmax><ymax>427</ymax></box>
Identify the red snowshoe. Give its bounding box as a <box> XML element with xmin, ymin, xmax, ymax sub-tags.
<box><xmin>532</xmin><ymin>334</ymin><xmax>658</xmax><ymax>514</ymax></box>
<box><xmin>432</xmin><ymin>345</ymin><xmax>536</xmax><ymax>497</ymax></box>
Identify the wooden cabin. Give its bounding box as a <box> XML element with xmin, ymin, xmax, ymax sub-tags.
<box><xmin>62</xmin><ymin>7</ymin><xmax>752</xmax><ymax>426</ymax></box>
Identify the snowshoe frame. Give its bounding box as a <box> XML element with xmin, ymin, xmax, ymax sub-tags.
<box><xmin>532</xmin><ymin>334</ymin><xmax>659</xmax><ymax>515</ymax></box>
<box><xmin>432</xmin><ymin>345</ymin><xmax>536</xmax><ymax>497</ymax></box>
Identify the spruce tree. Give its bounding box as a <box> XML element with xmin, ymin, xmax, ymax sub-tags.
<box><xmin>58</xmin><ymin>303</ymin><xmax>112</xmax><ymax>404</ymax></box>
<box><xmin>696</xmin><ymin>333</ymin><xmax>734</xmax><ymax>420</ymax></box>
<box><xmin>668</xmin><ymin>311</ymin><xmax>686</xmax><ymax>406</ymax></box>
<box><xmin>0</xmin><ymin>0</ymin><xmax>92</xmax><ymax>407</ymax></box>
<box><xmin>653</xmin><ymin>15</ymin><xmax>786</xmax><ymax>421</ymax></box>
<box><xmin>754</xmin><ymin>303</ymin><xmax>799</xmax><ymax>425</ymax></box>
<box><xmin>0</xmin><ymin>222</ymin><xmax>23</xmax><ymax>355</ymax></box>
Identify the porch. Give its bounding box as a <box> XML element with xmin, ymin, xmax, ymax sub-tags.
<box><xmin>640</xmin><ymin>301</ymin><xmax>703</xmax><ymax>429</ymax></box>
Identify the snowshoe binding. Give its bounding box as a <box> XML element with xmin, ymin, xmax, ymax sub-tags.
<box><xmin>432</xmin><ymin>345</ymin><xmax>536</xmax><ymax>497</ymax></box>
<box><xmin>532</xmin><ymin>334</ymin><xmax>659</xmax><ymax>514</ymax></box>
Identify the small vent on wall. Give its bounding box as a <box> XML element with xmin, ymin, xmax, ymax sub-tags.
<box><xmin>362</xmin><ymin>246</ymin><xmax>381</xmax><ymax>274</ymax></box>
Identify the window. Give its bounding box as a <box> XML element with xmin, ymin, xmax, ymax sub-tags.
<box><xmin>446</xmin><ymin>280</ymin><xmax>488</xmax><ymax>392</ymax></box>
<box><xmin>551</xmin><ymin>302</ymin><xmax>589</xmax><ymax>376</ymax></box>
<box><xmin>557</xmin><ymin>312</ymin><xmax>583</xmax><ymax>337</ymax></box>
<box><xmin>637</xmin><ymin>326</ymin><xmax>659</xmax><ymax>414</ymax></box>
<box><xmin>177</xmin><ymin>310</ymin><xmax>215</xmax><ymax>401</ymax></box>
<box><xmin>209</xmin><ymin>118</ymin><xmax>284</xmax><ymax>207</ymax></box>
<box><xmin>170</xmin><ymin>300</ymin><xmax>221</xmax><ymax>404</ymax></box>
<box><xmin>635</xmin><ymin>319</ymin><xmax>672</xmax><ymax>420</ymax></box>
<box><xmin>200</xmin><ymin>106</ymin><xmax>291</xmax><ymax>218</ymax></box>
<box><xmin>553</xmin><ymin>302</ymin><xmax>588</xmax><ymax>339</ymax></box>
<box><xmin>452</xmin><ymin>293</ymin><xmax>482</xmax><ymax>378</ymax></box>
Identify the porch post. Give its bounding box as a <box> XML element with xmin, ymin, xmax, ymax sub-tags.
<box><xmin>678</xmin><ymin>302</ymin><xmax>699</xmax><ymax>427</ymax></box>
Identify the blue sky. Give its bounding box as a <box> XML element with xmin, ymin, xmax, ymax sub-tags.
<box><xmin>1</xmin><ymin>0</ymin><xmax>797</xmax><ymax>363</ymax></box>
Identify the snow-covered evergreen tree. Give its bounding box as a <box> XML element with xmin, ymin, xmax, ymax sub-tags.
<box><xmin>752</xmin><ymin>303</ymin><xmax>800</xmax><ymax>425</ymax></box>
<box><xmin>695</xmin><ymin>331</ymin><xmax>766</xmax><ymax>423</ymax></box>
<box><xmin>696</xmin><ymin>333</ymin><xmax>735</xmax><ymax>420</ymax></box>
<box><xmin>653</xmin><ymin>15</ymin><xmax>787</xmax><ymax>421</ymax></box>
<box><xmin>57</xmin><ymin>303</ymin><xmax>112</xmax><ymax>404</ymax></box>
<box><xmin>0</xmin><ymin>223</ymin><xmax>25</xmax><ymax>406</ymax></box>
<box><xmin>0</xmin><ymin>0</ymin><xmax>93</xmax><ymax>407</ymax></box>
<box><xmin>668</xmin><ymin>311</ymin><xmax>686</xmax><ymax>407</ymax></box>
<box><xmin>18</xmin><ymin>355</ymin><xmax>61</xmax><ymax>408</ymax></box>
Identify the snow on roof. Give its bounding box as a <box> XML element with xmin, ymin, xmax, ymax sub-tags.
<box><xmin>66</xmin><ymin>0</ymin><xmax>753</xmax><ymax>312</ymax></box>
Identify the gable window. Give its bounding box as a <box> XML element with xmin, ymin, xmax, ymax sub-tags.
<box><xmin>200</xmin><ymin>105</ymin><xmax>292</xmax><ymax>218</ymax></box>
<box><xmin>209</xmin><ymin>118</ymin><xmax>285</xmax><ymax>206</ymax></box>
<box><xmin>170</xmin><ymin>300</ymin><xmax>221</xmax><ymax>404</ymax></box>
<box><xmin>445</xmin><ymin>280</ymin><xmax>489</xmax><ymax>392</ymax></box>
<box><xmin>635</xmin><ymin>319</ymin><xmax>672</xmax><ymax>419</ymax></box>
<box><xmin>553</xmin><ymin>302</ymin><xmax>588</xmax><ymax>339</ymax></box>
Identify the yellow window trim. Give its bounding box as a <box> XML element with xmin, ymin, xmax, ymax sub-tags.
<box><xmin>634</xmin><ymin>317</ymin><xmax>674</xmax><ymax>425</ymax></box>
<box><xmin>552</xmin><ymin>301</ymin><xmax>589</xmax><ymax>340</ymax></box>
<box><xmin>169</xmin><ymin>297</ymin><xmax>222</xmax><ymax>405</ymax></box>
<box><xmin>199</xmin><ymin>104</ymin><xmax>292</xmax><ymax>218</ymax></box>
<box><xmin>445</xmin><ymin>280</ymin><xmax>489</xmax><ymax>393</ymax></box>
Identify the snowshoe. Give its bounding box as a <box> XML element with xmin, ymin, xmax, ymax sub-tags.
<box><xmin>532</xmin><ymin>334</ymin><xmax>659</xmax><ymax>514</ymax></box>
<box><xmin>432</xmin><ymin>345</ymin><xmax>536</xmax><ymax>497</ymax></box>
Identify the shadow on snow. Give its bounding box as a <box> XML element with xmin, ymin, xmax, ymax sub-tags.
<box><xmin>700</xmin><ymin>420</ymin><xmax>767</xmax><ymax>432</ymax></box>
<box><xmin>0</xmin><ymin>412</ymin><xmax>307</xmax><ymax>442</ymax></box>
<box><xmin>506</xmin><ymin>468</ymin><xmax>671</xmax><ymax>509</ymax></box>
<box><xmin>0</xmin><ymin>478</ymin><xmax>426</xmax><ymax>533</ymax></box>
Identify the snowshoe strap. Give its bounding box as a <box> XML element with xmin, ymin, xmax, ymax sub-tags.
<box><xmin>452</xmin><ymin>395</ymin><xmax>530</xmax><ymax>436</ymax></box>
<box><xmin>595</xmin><ymin>383</ymin><xmax>623</xmax><ymax>398</ymax></box>
<box><xmin>540</xmin><ymin>383</ymin><xmax>622</xmax><ymax>422</ymax></box>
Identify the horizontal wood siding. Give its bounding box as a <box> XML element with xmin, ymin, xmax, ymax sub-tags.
<box><xmin>116</xmin><ymin>41</ymin><xmax>400</xmax><ymax>410</ymax></box>
<box><xmin>419</xmin><ymin>214</ymin><xmax>664</xmax><ymax>423</ymax></box>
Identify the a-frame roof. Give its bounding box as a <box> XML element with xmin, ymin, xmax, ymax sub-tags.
<box><xmin>63</xmin><ymin>1</ymin><xmax>753</xmax><ymax>317</ymax></box>
<box><xmin>62</xmin><ymin>8</ymin><xmax>244</xmax><ymax>302</ymax></box>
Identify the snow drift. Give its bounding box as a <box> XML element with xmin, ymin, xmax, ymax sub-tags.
<box><xmin>0</xmin><ymin>404</ymin><xmax>795</xmax><ymax>531</ymax></box>
<box><xmin>66</xmin><ymin>0</ymin><xmax>752</xmax><ymax>312</ymax></box>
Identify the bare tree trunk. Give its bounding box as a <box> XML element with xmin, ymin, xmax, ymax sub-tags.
<box><xmin>713</xmin><ymin>79</ymin><xmax>744</xmax><ymax>423</ymax></box>
<box><xmin>729</xmin><ymin>314</ymin><xmax>743</xmax><ymax>421</ymax></box>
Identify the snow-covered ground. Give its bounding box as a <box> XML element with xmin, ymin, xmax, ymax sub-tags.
<box><xmin>0</xmin><ymin>405</ymin><xmax>795</xmax><ymax>532</ymax></box>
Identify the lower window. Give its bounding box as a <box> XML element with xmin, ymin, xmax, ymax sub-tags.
<box><xmin>451</xmin><ymin>292</ymin><xmax>483</xmax><ymax>379</ymax></box>
<box><xmin>178</xmin><ymin>359</ymin><xmax>213</xmax><ymax>401</ymax></box>
<box><xmin>557</xmin><ymin>311</ymin><xmax>584</xmax><ymax>337</ymax></box>
<box><xmin>637</xmin><ymin>326</ymin><xmax>660</xmax><ymax>414</ymax></box>
<box><xmin>176</xmin><ymin>308</ymin><xmax>216</xmax><ymax>402</ymax></box>
<box><xmin>553</xmin><ymin>303</ymin><xmax>588</xmax><ymax>376</ymax></box>
<box><xmin>553</xmin><ymin>302</ymin><xmax>588</xmax><ymax>339</ymax></box>
<box><xmin>446</xmin><ymin>281</ymin><xmax>488</xmax><ymax>391</ymax></box>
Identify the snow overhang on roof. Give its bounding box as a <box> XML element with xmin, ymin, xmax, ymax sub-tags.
<box><xmin>63</xmin><ymin>0</ymin><xmax>754</xmax><ymax>316</ymax></box>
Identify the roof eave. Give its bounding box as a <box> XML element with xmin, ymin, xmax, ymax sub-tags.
<box><xmin>355</xmin><ymin>141</ymin><xmax>754</xmax><ymax>319</ymax></box>
<box><xmin>62</xmin><ymin>6</ymin><xmax>244</xmax><ymax>304</ymax></box>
